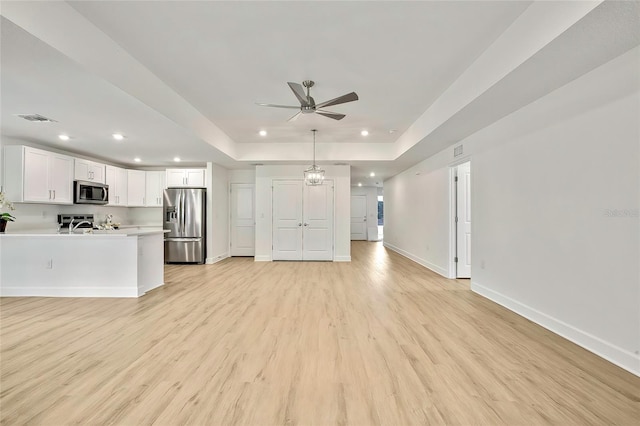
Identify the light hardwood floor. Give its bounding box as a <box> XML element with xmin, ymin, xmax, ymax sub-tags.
<box><xmin>1</xmin><ymin>242</ymin><xmax>639</xmax><ymax>425</ymax></box>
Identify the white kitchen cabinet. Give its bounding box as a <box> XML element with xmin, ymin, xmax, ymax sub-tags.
<box><xmin>105</xmin><ymin>165</ymin><xmax>128</xmax><ymax>206</ymax></box>
<box><xmin>74</xmin><ymin>158</ymin><xmax>105</xmax><ymax>183</ymax></box>
<box><xmin>165</xmin><ymin>168</ymin><xmax>205</xmax><ymax>187</ymax></box>
<box><xmin>127</xmin><ymin>170</ymin><xmax>146</xmax><ymax>207</ymax></box>
<box><xmin>3</xmin><ymin>145</ymin><xmax>74</xmax><ymax>204</ymax></box>
<box><xmin>145</xmin><ymin>171</ymin><xmax>165</xmax><ymax>207</ymax></box>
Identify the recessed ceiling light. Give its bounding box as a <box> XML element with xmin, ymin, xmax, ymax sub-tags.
<box><xmin>259</xmin><ymin>130</ymin><xmax>267</xmax><ymax>136</ymax></box>
<box><xmin>370</xmin><ymin>172</ymin><xmax>375</xmax><ymax>177</ymax></box>
<box><xmin>361</xmin><ymin>130</ymin><xmax>369</xmax><ymax>136</ymax></box>
<box><xmin>173</xmin><ymin>157</ymin><xmax>181</xmax><ymax>162</ymax></box>
<box><xmin>58</xmin><ymin>134</ymin><xmax>70</xmax><ymax>141</ymax></box>
<box><xmin>134</xmin><ymin>157</ymin><xmax>141</xmax><ymax>162</ymax></box>
<box><xmin>358</xmin><ymin>183</ymin><xmax>362</xmax><ymax>187</ymax></box>
<box><xmin>389</xmin><ymin>129</ymin><xmax>397</xmax><ymax>134</ymax></box>
<box><xmin>112</xmin><ymin>133</ymin><xmax>124</xmax><ymax>141</ymax></box>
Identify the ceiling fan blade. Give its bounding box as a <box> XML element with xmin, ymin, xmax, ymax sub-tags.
<box><xmin>287</xmin><ymin>82</ymin><xmax>310</xmax><ymax>107</ymax></box>
<box><xmin>316</xmin><ymin>110</ymin><xmax>346</xmax><ymax>120</ymax></box>
<box><xmin>256</xmin><ymin>103</ymin><xmax>300</xmax><ymax>109</ymax></box>
<box><xmin>315</xmin><ymin>92</ymin><xmax>359</xmax><ymax>109</ymax></box>
<box><xmin>287</xmin><ymin>111</ymin><xmax>302</xmax><ymax>122</ymax></box>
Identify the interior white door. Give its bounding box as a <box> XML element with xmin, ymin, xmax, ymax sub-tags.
<box><xmin>272</xmin><ymin>181</ymin><xmax>303</xmax><ymax>260</ymax></box>
<box><xmin>231</xmin><ymin>183</ymin><xmax>256</xmax><ymax>256</ymax></box>
<box><xmin>350</xmin><ymin>195</ymin><xmax>367</xmax><ymax>240</ymax></box>
<box><xmin>456</xmin><ymin>162</ymin><xmax>472</xmax><ymax>278</ymax></box>
<box><xmin>303</xmin><ymin>182</ymin><xmax>334</xmax><ymax>261</ymax></box>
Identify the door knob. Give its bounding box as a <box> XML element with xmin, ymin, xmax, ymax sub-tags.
<box><xmin>303</xmin><ymin>223</ymin><xmax>309</xmax><ymax>226</ymax></box>
<box><xmin>364</xmin><ymin>217</ymin><xmax>367</xmax><ymax>221</ymax></box>
<box><xmin>298</xmin><ymin>223</ymin><xmax>302</xmax><ymax>226</ymax></box>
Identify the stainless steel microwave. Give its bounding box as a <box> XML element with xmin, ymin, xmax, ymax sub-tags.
<box><xmin>74</xmin><ymin>180</ymin><xmax>109</xmax><ymax>205</ymax></box>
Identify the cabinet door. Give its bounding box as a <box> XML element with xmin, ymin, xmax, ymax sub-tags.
<box><xmin>166</xmin><ymin>169</ymin><xmax>186</xmax><ymax>187</ymax></box>
<box><xmin>105</xmin><ymin>166</ymin><xmax>117</xmax><ymax>206</ymax></box>
<box><xmin>186</xmin><ymin>169</ymin><xmax>205</xmax><ymax>187</ymax></box>
<box><xmin>106</xmin><ymin>166</ymin><xmax>128</xmax><ymax>206</ymax></box>
<box><xmin>145</xmin><ymin>171</ymin><xmax>165</xmax><ymax>206</ymax></box>
<box><xmin>116</xmin><ymin>167</ymin><xmax>128</xmax><ymax>206</ymax></box>
<box><xmin>127</xmin><ymin>170</ymin><xmax>146</xmax><ymax>206</ymax></box>
<box><xmin>90</xmin><ymin>162</ymin><xmax>106</xmax><ymax>184</ymax></box>
<box><xmin>74</xmin><ymin>159</ymin><xmax>91</xmax><ymax>181</ymax></box>
<box><xmin>48</xmin><ymin>154</ymin><xmax>74</xmax><ymax>204</ymax></box>
<box><xmin>23</xmin><ymin>148</ymin><xmax>51</xmax><ymax>202</ymax></box>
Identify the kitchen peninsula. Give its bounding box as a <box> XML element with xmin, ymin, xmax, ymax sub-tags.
<box><xmin>0</xmin><ymin>228</ymin><xmax>167</xmax><ymax>298</ymax></box>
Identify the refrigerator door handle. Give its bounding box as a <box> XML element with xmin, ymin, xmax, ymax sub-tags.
<box><xmin>181</xmin><ymin>191</ymin><xmax>186</xmax><ymax>235</ymax></box>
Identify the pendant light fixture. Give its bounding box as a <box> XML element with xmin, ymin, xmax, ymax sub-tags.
<box><xmin>304</xmin><ymin>129</ymin><xmax>325</xmax><ymax>185</ymax></box>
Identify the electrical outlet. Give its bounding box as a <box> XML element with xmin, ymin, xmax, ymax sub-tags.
<box><xmin>46</xmin><ymin>259</ymin><xmax>53</xmax><ymax>269</ymax></box>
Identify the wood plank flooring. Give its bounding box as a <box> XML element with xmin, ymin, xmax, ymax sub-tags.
<box><xmin>1</xmin><ymin>241</ymin><xmax>639</xmax><ymax>425</ymax></box>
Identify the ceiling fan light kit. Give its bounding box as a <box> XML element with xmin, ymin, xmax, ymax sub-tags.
<box><xmin>257</xmin><ymin>80</ymin><xmax>358</xmax><ymax>121</ymax></box>
<box><xmin>304</xmin><ymin>129</ymin><xmax>324</xmax><ymax>186</ymax></box>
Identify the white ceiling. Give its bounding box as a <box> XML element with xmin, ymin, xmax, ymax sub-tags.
<box><xmin>1</xmin><ymin>1</ymin><xmax>638</xmax><ymax>186</ymax></box>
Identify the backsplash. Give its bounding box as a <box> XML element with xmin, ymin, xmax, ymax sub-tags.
<box><xmin>7</xmin><ymin>203</ymin><xmax>161</xmax><ymax>231</ymax></box>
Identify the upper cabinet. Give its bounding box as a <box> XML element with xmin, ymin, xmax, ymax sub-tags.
<box><xmin>105</xmin><ymin>165</ymin><xmax>128</xmax><ymax>206</ymax></box>
<box><xmin>74</xmin><ymin>158</ymin><xmax>105</xmax><ymax>184</ymax></box>
<box><xmin>145</xmin><ymin>171</ymin><xmax>165</xmax><ymax>207</ymax></box>
<box><xmin>127</xmin><ymin>170</ymin><xmax>146</xmax><ymax>207</ymax></box>
<box><xmin>166</xmin><ymin>168</ymin><xmax>205</xmax><ymax>188</ymax></box>
<box><xmin>3</xmin><ymin>146</ymin><xmax>74</xmax><ymax>205</ymax></box>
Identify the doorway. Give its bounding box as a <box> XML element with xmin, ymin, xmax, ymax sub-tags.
<box><xmin>377</xmin><ymin>194</ymin><xmax>384</xmax><ymax>240</ymax></box>
<box><xmin>272</xmin><ymin>180</ymin><xmax>334</xmax><ymax>261</ymax></box>
<box><xmin>230</xmin><ymin>183</ymin><xmax>255</xmax><ymax>256</ymax></box>
<box><xmin>453</xmin><ymin>161</ymin><xmax>471</xmax><ymax>278</ymax></box>
<box><xmin>350</xmin><ymin>195</ymin><xmax>367</xmax><ymax>240</ymax></box>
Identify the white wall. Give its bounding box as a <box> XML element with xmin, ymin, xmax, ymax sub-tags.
<box><xmin>350</xmin><ymin>186</ymin><xmax>379</xmax><ymax>241</ymax></box>
<box><xmin>206</xmin><ymin>163</ymin><xmax>229</xmax><ymax>263</ymax></box>
<box><xmin>384</xmin><ymin>47</ymin><xmax>640</xmax><ymax>375</ymax></box>
<box><xmin>228</xmin><ymin>168</ymin><xmax>255</xmax><ymax>184</ymax></box>
<box><xmin>255</xmin><ymin>165</ymin><xmax>351</xmax><ymax>262</ymax></box>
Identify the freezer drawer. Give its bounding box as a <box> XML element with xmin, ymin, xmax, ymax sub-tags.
<box><xmin>164</xmin><ymin>238</ymin><xmax>204</xmax><ymax>264</ymax></box>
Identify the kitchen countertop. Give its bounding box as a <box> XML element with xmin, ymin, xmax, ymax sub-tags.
<box><xmin>0</xmin><ymin>227</ymin><xmax>169</xmax><ymax>237</ymax></box>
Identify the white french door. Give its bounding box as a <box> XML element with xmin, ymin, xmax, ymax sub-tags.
<box><xmin>272</xmin><ymin>180</ymin><xmax>334</xmax><ymax>261</ymax></box>
<box><xmin>456</xmin><ymin>162</ymin><xmax>471</xmax><ymax>278</ymax></box>
<box><xmin>230</xmin><ymin>183</ymin><xmax>255</xmax><ymax>256</ymax></box>
<box><xmin>350</xmin><ymin>195</ymin><xmax>367</xmax><ymax>240</ymax></box>
<box><xmin>303</xmin><ymin>183</ymin><xmax>334</xmax><ymax>261</ymax></box>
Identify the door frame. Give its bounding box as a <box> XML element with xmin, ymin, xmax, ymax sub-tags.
<box><xmin>448</xmin><ymin>157</ymin><xmax>472</xmax><ymax>279</ymax></box>
<box><xmin>271</xmin><ymin>179</ymin><xmax>335</xmax><ymax>261</ymax></box>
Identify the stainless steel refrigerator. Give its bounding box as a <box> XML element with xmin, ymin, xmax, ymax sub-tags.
<box><xmin>163</xmin><ymin>188</ymin><xmax>206</xmax><ymax>264</ymax></box>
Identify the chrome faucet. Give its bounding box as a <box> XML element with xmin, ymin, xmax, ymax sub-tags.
<box><xmin>69</xmin><ymin>220</ymin><xmax>93</xmax><ymax>234</ymax></box>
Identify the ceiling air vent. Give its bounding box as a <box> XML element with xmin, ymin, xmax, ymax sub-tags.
<box><xmin>14</xmin><ymin>114</ymin><xmax>57</xmax><ymax>123</ymax></box>
<box><xmin>454</xmin><ymin>144</ymin><xmax>464</xmax><ymax>157</ymax></box>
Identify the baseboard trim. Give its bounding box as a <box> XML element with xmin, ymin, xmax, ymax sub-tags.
<box><xmin>383</xmin><ymin>242</ymin><xmax>448</xmax><ymax>277</ymax></box>
<box><xmin>254</xmin><ymin>255</ymin><xmax>272</xmax><ymax>262</ymax></box>
<box><xmin>206</xmin><ymin>253</ymin><xmax>229</xmax><ymax>264</ymax></box>
<box><xmin>0</xmin><ymin>287</ymin><xmax>140</xmax><ymax>298</ymax></box>
<box><xmin>471</xmin><ymin>282</ymin><xmax>640</xmax><ymax>377</ymax></box>
<box><xmin>334</xmin><ymin>256</ymin><xmax>351</xmax><ymax>262</ymax></box>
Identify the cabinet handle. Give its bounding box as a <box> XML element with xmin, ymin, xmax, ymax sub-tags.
<box><xmin>48</xmin><ymin>190</ymin><xmax>51</xmax><ymax>199</ymax></box>
<box><xmin>52</xmin><ymin>190</ymin><xmax>55</xmax><ymax>200</ymax></box>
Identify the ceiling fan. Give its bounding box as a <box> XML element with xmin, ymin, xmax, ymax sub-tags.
<box><xmin>257</xmin><ymin>80</ymin><xmax>358</xmax><ymax>121</ymax></box>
